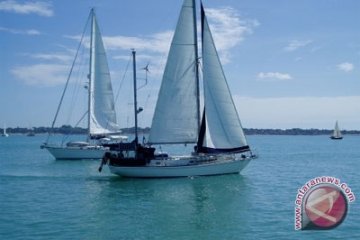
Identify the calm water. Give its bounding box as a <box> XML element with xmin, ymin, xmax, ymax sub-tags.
<box><xmin>0</xmin><ymin>134</ymin><xmax>359</xmax><ymax>239</ymax></box>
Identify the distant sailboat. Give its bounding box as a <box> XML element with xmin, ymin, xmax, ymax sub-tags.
<box><xmin>2</xmin><ymin>124</ymin><xmax>9</xmax><ymax>137</ymax></box>
<box><xmin>27</xmin><ymin>127</ymin><xmax>35</xmax><ymax>137</ymax></box>
<box><xmin>330</xmin><ymin>121</ymin><xmax>343</xmax><ymax>140</ymax></box>
<box><xmin>41</xmin><ymin>9</ymin><xmax>125</xmax><ymax>160</ymax></box>
<box><xmin>27</xmin><ymin>132</ymin><xmax>35</xmax><ymax>137</ymax></box>
<box><xmin>99</xmin><ymin>0</ymin><xmax>257</xmax><ymax>177</ymax></box>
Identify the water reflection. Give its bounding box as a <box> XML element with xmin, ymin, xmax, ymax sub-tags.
<box><xmin>84</xmin><ymin>174</ymin><xmax>253</xmax><ymax>239</ymax></box>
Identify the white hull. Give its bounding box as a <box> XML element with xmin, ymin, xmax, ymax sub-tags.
<box><xmin>42</xmin><ymin>11</ymin><xmax>121</xmax><ymax>161</ymax></box>
<box><xmin>108</xmin><ymin>154</ymin><xmax>254</xmax><ymax>178</ymax></box>
<box><xmin>43</xmin><ymin>145</ymin><xmax>107</xmax><ymax>160</ymax></box>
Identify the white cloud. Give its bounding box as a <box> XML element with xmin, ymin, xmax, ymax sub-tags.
<box><xmin>284</xmin><ymin>40</ymin><xmax>312</xmax><ymax>52</ymax></box>
<box><xmin>0</xmin><ymin>26</ymin><xmax>41</xmax><ymax>35</ymax></box>
<box><xmin>29</xmin><ymin>53</ymin><xmax>73</xmax><ymax>63</ymax></box>
<box><xmin>337</xmin><ymin>62</ymin><xmax>354</xmax><ymax>72</ymax></box>
<box><xmin>99</xmin><ymin>8</ymin><xmax>259</xmax><ymax>57</ymax></box>
<box><xmin>65</xmin><ymin>31</ymin><xmax>173</xmax><ymax>78</ymax></box>
<box><xmin>11</xmin><ymin>64</ymin><xmax>69</xmax><ymax>86</ymax></box>
<box><xmin>205</xmin><ymin>7</ymin><xmax>259</xmax><ymax>63</ymax></box>
<box><xmin>12</xmin><ymin>6</ymin><xmax>258</xmax><ymax>87</ymax></box>
<box><xmin>98</xmin><ymin>7</ymin><xmax>258</xmax><ymax>64</ymax></box>
<box><xmin>113</xmin><ymin>54</ymin><xmax>154</xmax><ymax>62</ymax></box>
<box><xmin>66</xmin><ymin>31</ymin><xmax>173</xmax><ymax>53</ymax></box>
<box><xmin>257</xmin><ymin>72</ymin><xmax>292</xmax><ymax>81</ymax></box>
<box><xmin>103</xmin><ymin>31</ymin><xmax>173</xmax><ymax>54</ymax></box>
<box><xmin>113</xmin><ymin>53</ymin><xmax>166</xmax><ymax>76</ymax></box>
<box><xmin>233</xmin><ymin>96</ymin><xmax>360</xmax><ymax>129</ymax></box>
<box><xmin>0</xmin><ymin>0</ymin><xmax>53</xmax><ymax>16</ymax></box>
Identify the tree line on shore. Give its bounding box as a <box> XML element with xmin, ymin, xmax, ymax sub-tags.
<box><xmin>3</xmin><ymin>125</ymin><xmax>360</xmax><ymax>135</ymax></box>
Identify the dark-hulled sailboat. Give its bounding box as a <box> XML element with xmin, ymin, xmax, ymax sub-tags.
<box><xmin>99</xmin><ymin>0</ymin><xmax>257</xmax><ymax>177</ymax></box>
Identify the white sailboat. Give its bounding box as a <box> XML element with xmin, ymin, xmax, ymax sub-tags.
<box><xmin>330</xmin><ymin>121</ymin><xmax>343</xmax><ymax>140</ymax></box>
<box><xmin>2</xmin><ymin>124</ymin><xmax>9</xmax><ymax>137</ymax></box>
<box><xmin>99</xmin><ymin>0</ymin><xmax>257</xmax><ymax>177</ymax></box>
<box><xmin>42</xmin><ymin>9</ymin><xmax>125</xmax><ymax>160</ymax></box>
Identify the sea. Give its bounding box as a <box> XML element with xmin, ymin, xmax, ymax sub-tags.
<box><xmin>0</xmin><ymin>134</ymin><xmax>359</xmax><ymax>239</ymax></box>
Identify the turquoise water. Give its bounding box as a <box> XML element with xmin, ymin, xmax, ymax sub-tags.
<box><xmin>0</xmin><ymin>134</ymin><xmax>359</xmax><ymax>239</ymax></box>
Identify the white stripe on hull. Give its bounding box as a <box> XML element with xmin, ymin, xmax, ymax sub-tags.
<box><xmin>44</xmin><ymin>146</ymin><xmax>106</xmax><ymax>160</ymax></box>
<box><xmin>109</xmin><ymin>157</ymin><xmax>252</xmax><ymax>178</ymax></box>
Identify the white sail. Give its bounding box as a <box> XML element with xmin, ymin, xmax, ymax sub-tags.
<box><xmin>89</xmin><ymin>11</ymin><xmax>120</xmax><ymax>137</ymax></box>
<box><xmin>200</xmin><ymin>5</ymin><xmax>248</xmax><ymax>150</ymax></box>
<box><xmin>2</xmin><ymin>124</ymin><xmax>9</xmax><ymax>137</ymax></box>
<box><xmin>332</xmin><ymin>121</ymin><xmax>342</xmax><ymax>138</ymax></box>
<box><xmin>149</xmin><ymin>0</ymin><xmax>199</xmax><ymax>144</ymax></box>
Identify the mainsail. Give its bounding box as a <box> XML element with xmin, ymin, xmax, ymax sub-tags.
<box><xmin>149</xmin><ymin>0</ymin><xmax>200</xmax><ymax>144</ymax></box>
<box><xmin>88</xmin><ymin>10</ymin><xmax>120</xmax><ymax>137</ymax></box>
<box><xmin>197</xmin><ymin>4</ymin><xmax>249</xmax><ymax>152</ymax></box>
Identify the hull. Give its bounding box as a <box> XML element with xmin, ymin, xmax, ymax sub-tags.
<box><xmin>108</xmin><ymin>155</ymin><xmax>254</xmax><ymax>178</ymax></box>
<box><xmin>330</xmin><ymin>136</ymin><xmax>343</xmax><ymax>140</ymax></box>
<box><xmin>43</xmin><ymin>145</ymin><xmax>107</xmax><ymax>160</ymax></box>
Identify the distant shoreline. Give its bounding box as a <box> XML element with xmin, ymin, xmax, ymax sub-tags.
<box><xmin>244</xmin><ymin>128</ymin><xmax>360</xmax><ymax>135</ymax></box>
<box><xmin>2</xmin><ymin>125</ymin><xmax>359</xmax><ymax>136</ymax></box>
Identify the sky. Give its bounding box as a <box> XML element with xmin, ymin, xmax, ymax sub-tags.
<box><xmin>1</xmin><ymin>0</ymin><xmax>360</xmax><ymax>130</ymax></box>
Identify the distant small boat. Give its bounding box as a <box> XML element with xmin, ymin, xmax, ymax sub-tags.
<box><xmin>27</xmin><ymin>132</ymin><xmax>35</xmax><ymax>137</ymax></box>
<box><xmin>330</xmin><ymin>121</ymin><xmax>343</xmax><ymax>140</ymax></box>
<box><xmin>1</xmin><ymin>125</ymin><xmax>9</xmax><ymax>137</ymax></box>
<box><xmin>27</xmin><ymin>127</ymin><xmax>35</xmax><ymax>136</ymax></box>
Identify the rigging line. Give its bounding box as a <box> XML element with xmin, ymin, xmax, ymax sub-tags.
<box><xmin>143</xmin><ymin>92</ymin><xmax>152</xmax><ymax>113</ymax></box>
<box><xmin>61</xmin><ymin>111</ymin><xmax>88</xmax><ymax>145</ymax></box>
<box><xmin>139</xmin><ymin>91</ymin><xmax>151</xmax><ymax>128</ymax></box>
<box><xmin>114</xmin><ymin>53</ymin><xmax>132</xmax><ymax>103</ymax></box>
<box><xmin>198</xmin><ymin>59</ymin><xmax>204</xmax><ymax>98</ymax></box>
<box><xmin>46</xmin><ymin>12</ymin><xmax>92</xmax><ymax>143</ymax></box>
<box><xmin>65</xmin><ymin>45</ymin><xmax>87</xmax><ymax>127</ymax></box>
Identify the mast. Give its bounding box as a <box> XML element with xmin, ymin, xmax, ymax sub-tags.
<box><xmin>132</xmin><ymin>49</ymin><xmax>139</xmax><ymax>144</ymax></box>
<box><xmin>197</xmin><ymin>3</ymin><xmax>206</xmax><ymax>152</ymax></box>
<box><xmin>193</xmin><ymin>0</ymin><xmax>201</xmax><ymax>133</ymax></box>
<box><xmin>88</xmin><ymin>9</ymin><xmax>95</xmax><ymax>141</ymax></box>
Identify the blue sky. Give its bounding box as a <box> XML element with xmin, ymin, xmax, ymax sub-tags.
<box><xmin>1</xmin><ymin>0</ymin><xmax>360</xmax><ymax>130</ymax></box>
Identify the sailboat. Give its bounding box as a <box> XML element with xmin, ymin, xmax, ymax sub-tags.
<box><xmin>1</xmin><ymin>124</ymin><xmax>9</xmax><ymax>137</ymax></box>
<box><xmin>27</xmin><ymin>127</ymin><xmax>35</xmax><ymax>136</ymax></box>
<box><xmin>330</xmin><ymin>121</ymin><xmax>343</xmax><ymax>140</ymax></box>
<box><xmin>99</xmin><ymin>0</ymin><xmax>257</xmax><ymax>177</ymax></box>
<box><xmin>41</xmin><ymin>9</ymin><xmax>125</xmax><ymax>160</ymax></box>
